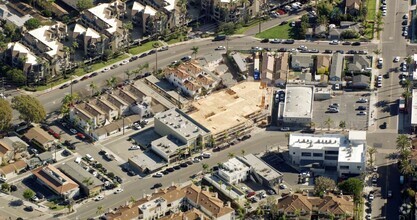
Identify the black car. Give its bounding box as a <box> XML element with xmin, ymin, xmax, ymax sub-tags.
<box><xmin>240</xmin><ymin>135</ymin><xmax>252</xmax><ymax>141</ymax></box>
<box><xmin>342</xmin><ymin>41</ymin><xmax>351</xmax><ymax>45</ymax></box>
<box><xmin>148</xmin><ymin>50</ymin><xmax>156</xmax><ymax>55</ymax></box>
<box><xmin>153</xmin><ymin>183</ymin><xmax>163</xmax><ymax>188</ymax></box>
<box><xmin>402</xmin><ymin>20</ymin><xmax>408</xmax><ymax>25</ymax></box>
<box><xmin>357</xmin><ymin>106</ymin><xmax>367</xmax><ymax>111</ymax></box>
<box><xmin>335</xmin><ymin>50</ymin><xmax>344</xmax><ymax>54</ymax></box>
<box><xmin>347</xmin><ymin>50</ymin><xmax>357</xmax><ymax>54</ymax></box>
<box><xmin>144</xmin><ymin>72</ymin><xmax>152</xmax><ymax>77</ymax></box>
<box><xmin>90</xmin><ymin>72</ymin><xmax>98</xmax><ymax>77</ymax></box>
<box><xmin>40</xmin><ymin>124</ymin><xmax>50</xmax><ymax>131</ymax></box>
<box><xmin>324</xmin><ymin>49</ymin><xmax>333</xmax><ymax>54</ymax></box>
<box><xmin>213</xmin><ymin>35</ymin><xmax>226</xmax><ymax>41</ymax></box>
<box><xmin>128</xmin><ymin>170</ymin><xmax>136</xmax><ymax>176</ymax></box>
<box><xmin>260</xmin><ymin>38</ymin><xmax>269</xmax><ymax>43</ymax></box>
<box><xmin>115</xmin><ymin>176</ymin><xmax>123</xmax><ymax>184</ymax></box>
<box><xmin>173</xmin><ymin>165</ymin><xmax>181</xmax><ymax>170</ymax></box>
<box><xmin>180</xmin><ymin>163</ymin><xmax>188</xmax><ymax>168</ymax></box>
<box><xmin>283</xmin><ymin>39</ymin><xmax>295</xmax><ymax>44</ymax></box>
<box><xmin>71</xmin><ymin>80</ymin><xmax>79</xmax><ymax>84</ymax></box>
<box><xmin>167</xmin><ymin>167</ymin><xmax>175</xmax><ymax>172</ymax></box>
<box><xmin>99</xmin><ymin>150</ymin><xmax>107</xmax><ymax>155</ymax></box>
<box><xmin>280</xmin><ymin>21</ymin><xmax>288</xmax><ymax>25</ymax></box>
<box><xmin>62</xmin><ymin>149</ymin><xmax>71</xmax><ymax>156</ymax></box>
<box><xmin>278</xmin><ymin>48</ymin><xmax>287</xmax><ymax>52</ymax></box>
<box><xmin>186</xmin><ymin>161</ymin><xmax>193</xmax><ymax>165</ymax></box>
<box><xmin>181</xmin><ymin>56</ymin><xmax>192</xmax><ymax>62</ymax></box>
<box><xmin>162</xmin><ymin>170</ymin><xmax>169</xmax><ymax>175</ymax></box>
<box><xmin>68</xmin><ymin>144</ymin><xmax>76</xmax><ymax>150</ymax></box>
<box><xmin>139</xmin><ymin>53</ymin><xmax>147</xmax><ymax>58</ymax></box>
<box><xmin>24</xmin><ymin>206</ymin><xmax>34</xmax><ymax>212</ymax></box>
<box><xmin>59</xmin><ymin>83</ymin><xmax>70</xmax><ymax>89</ymax></box>
<box><xmin>351</xmin><ymin>42</ymin><xmax>361</xmax><ymax>46</ymax></box>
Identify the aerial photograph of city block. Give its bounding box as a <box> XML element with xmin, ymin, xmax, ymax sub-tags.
<box><xmin>0</xmin><ymin>0</ymin><xmax>414</xmax><ymax>219</ymax></box>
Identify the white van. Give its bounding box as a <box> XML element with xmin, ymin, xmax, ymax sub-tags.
<box><xmin>74</xmin><ymin>157</ymin><xmax>82</xmax><ymax>164</ymax></box>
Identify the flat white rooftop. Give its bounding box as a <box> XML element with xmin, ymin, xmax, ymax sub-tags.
<box><xmin>28</xmin><ymin>25</ymin><xmax>61</xmax><ymax>57</ymax></box>
<box><xmin>411</xmin><ymin>89</ymin><xmax>417</xmax><ymax>125</ymax></box>
<box><xmin>87</xmin><ymin>3</ymin><xmax>120</xmax><ymax>34</ymax></box>
<box><xmin>284</xmin><ymin>86</ymin><xmax>313</xmax><ymax>119</ymax></box>
<box><xmin>8</xmin><ymin>42</ymin><xmax>38</xmax><ymax>65</ymax></box>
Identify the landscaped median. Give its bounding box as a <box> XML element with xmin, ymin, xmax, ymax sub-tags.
<box><xmin>366</xmin><ymin>0</ymin><xmax>377</xmax><ymax>21</ymax></box>
<box><xmin>128</xmin><ymin>40</ymin><xmax>163</xmax><ymax>55</ymax></box>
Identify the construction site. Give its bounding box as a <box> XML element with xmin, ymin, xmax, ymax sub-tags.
<box><xmin>188</xmin><ymin>81</ymin><xmax>272</xmax><ymax>145</ymax></box>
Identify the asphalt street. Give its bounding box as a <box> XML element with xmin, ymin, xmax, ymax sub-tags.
<box><xmin>65</xmin><ymin>129</ymin><xmax>288</xmax><ymax>219</ymax></box>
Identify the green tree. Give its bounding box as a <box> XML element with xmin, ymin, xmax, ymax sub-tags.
<box><xmin>124</xmin><ymin>70</ymin><xmax>133</xmax><ymax>80</ymax></box>
<box><xmin>191</xmin><ymin>46</ymin><xmax>199</xmax><ymax>59</ymax></box>
<box><xmin>324</xmin><ymin>117</ymin><xmax>333</xmax><ymax>131</ymax></box>
<box><xmin>314</xmin><ymin>176</ymin><xmax>336</xmax><ymax>196</ymax></box>
<box><xmin>228</xmin><ymin>152</ymin><xmax>235</xmax><ymax>159</ymax></box>
<box><xmin>241</xmin><ymin>149</ymin><xmax>246</xmax><ymax>157</ymax></box>
<box><xmin>24</xmin><ymin>18</ymin><xmax>41</xmax><ymax>30</ymax></box>
<box><xmin>96</xmin><ymin>205</ymin><xmax>104</xmax><ymax>215</ymax></box>
<box><xmin>396</xmin><ymin>134</ymin><xmax>411</xmax><ymax>153</ymax></box>
<box><xmin>89</xmin><ymin>82</ymin><xmax>97</xmax><ymax>96</ymax></box>
<box><xmin>218</xmin><ymin>22</ymin><xmax>237</xmax><ymax>35</ymax></box>
<box><xmin>76</xmin><ymin>0</ymin><xmax>93</xmax><ymax>11</ymax></box>
<box><xmin>0</xmin><ymin>99</ymin><xmax>12</xmax><ymax>132</ymax></box>
<box><xmin>339</xmin><ymin>121</ymin><xmax>346</xmax><ymax>131</ymax></box>
<box><xmin>367</xmin><ymin>147</ymin><xmax>377</xmax><ymax>167</ymax></box>
<box><xmin>400</xmin><ymin>159</ymin><xmax>414</xmax><ymax>176</ymax></box>
<box><xmin>60</xmin><ymin>93</ymin><xmax>79</xmax><ymax>115</ymax></box>
<box><xmin>1</xmin><ymin>183</ymin><xmax>10</xmax><ymax>192</ymax></box>
<box><xmin>23</xmin><ymin>189</ymin><xmax>35</xmax><ymax>200</ymax></box>
<box><xmin>202</xmin><ymin>163</ymin><xmax>209</xmax><ymax>173</ymax></box>
<box><xmin>341</xmin><ymin>30</ymin><xmax>359</xmax><ymax>39</ymax></box>
<box><xmin>6</xmin><ymin>69</ymin><xmax>26</xmax><ymax>86</ymax></box>
<box><xmin>11</xmin><ymin>95</ymin><xmax>46</xmax><ymax>123</ymax></box>
<box><xmin>338</xmin><ymin>178</ymin><xmax>363</xmax><ymax>202</ymax></box>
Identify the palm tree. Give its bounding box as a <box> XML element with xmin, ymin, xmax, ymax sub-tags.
<box><xmin>400</xmin><ymin>160</ymin><xmax>414</xmax><ymax>176</ymax></box>
<box><xmin>241</xmin><ymin>149</ymin><xmax>246</xmax><ymax>157</ymax></box>
<box><xmin>89</xmin><ymin>82</ymin><xmax>97</xmax><ymax>96</ymax></box>
<box><xmin>96</xmin><ymin>205</ymin><xmax>104</xmax><ymax>215</ymax></box>
<box><xmin>406</xmin><ymin>56</ymin><xmax>413</xmax><ymax>65</ymax></box>
<box><xmin>367</xmin><ymin>147</ymin><xmax>377</xmax><ymax>167</ymax></box>
<box><xmin>339</xmin><ymin>121</ymin><xmax>346</xmax><ymax>131</ymax></box>
<box><xmin>202</xmin><ymin>163</ymin><xmax>209</xmax><ymax>173</ymax></box>
<box><xmin>191</xmin><ymin>46</ymin><xmax>199</xmax><ymax>59</ymax></box>
<box><xmin>124</xmin><ymin>70</ymin><xmax>133</xmax><ymax>80</ymax></box>
<box><xmin>400</xmin><ymin>149</ymin><xmax>412</xmax><ymax>160</ymax></box>
<box><xmin>396</xmin><ymin>134</ymin><xmax>411</xmax><ymax>152</ymax></box>
<box><xmin>228</xmin><ymin>152</ymin><xmax>235</xmax><ymax>159</ymax></box>
<box><xmin>106</xmin><ymin>76</ymin><xmax>117</xmax><ymax>88</ymax></box>
<box><xmin>324</xmin><ymin>117</ymin><xmax>333</xmax><ymax>131</ymax></box>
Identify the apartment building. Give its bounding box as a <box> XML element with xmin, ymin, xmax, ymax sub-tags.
<box><xmin>32</xmin><ymin>164</ymin><xmax>80</xmax><ymax>198</ymax></box>
<box><xmin>69</xmin><ymin>84</ymin><xmax>153</xmax><ymax>136</ymax></box>
<box><xmin>164</xmin><ymin>62</ymin><xmax>218</xmax><ymax>98</ymax></box>
<box><xmin>201</xmin><ymin>0</ymin><xmax>265</xmax><ymax>23</ymax></box>
<box><xmin>131</xmin><ymin>0</ymin><xmax>184</xmax><ymax>36</ymax></box>
<box><xmin>217</xmin><ymin>158</ymin><xmax>250</xmax><ymax>184</ymax></box>
<box><xmin>76</xmin><ymin>1</ymin><xmax>127</xmax><ymax>57</ymax></box>
<box><xmin>4</xmin><ymin>42</ymin><xmax>46</xmax><ymax>84</ymax></box>
<box><xmin>105</xmin><ymin>183</ymin><xmax>234</xmax><ymax>220</ymax></box>
<box><xmin>21</xmin><ymin>22</ymin><xmax>68</xmax><ymax>78</ymax></box>
<box><xmin>289</xmin><ymin>131</ymin><xmax>367</xmax><ymax>177</ymax></box>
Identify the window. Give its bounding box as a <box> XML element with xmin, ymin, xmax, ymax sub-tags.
<box><xmin>325</xmin><ymin>150</ymin><xmax>338</xmax><ymax>155</ymax></box>
<box><xmin>313</xmin><ymin>153</ymin><xmax>323</xmax><ymax>157</ymax></box>
<box><xmin>340</xmin><ymin>166</ymin><xmax>349</xmax><ymax>170</ymax></box>
<box><xmin>301</xmin><ymin>152</ymin><xmax>311</xmax><ymax>157</ymax></box>
<box><xmin>357</xmin><ymin>166</ymin><xmax>362</xmax><ymax>170</ymax></box>
<box><xmin>324</xmin><ymin>155</ymin><xmax>338</xmax><ymax>160</ymax></box>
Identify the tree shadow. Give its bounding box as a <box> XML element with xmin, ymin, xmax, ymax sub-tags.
<box><xmin>9</xmin><ymin>199</ymin><xmax>23</xmax><ymax>207</ymax></box>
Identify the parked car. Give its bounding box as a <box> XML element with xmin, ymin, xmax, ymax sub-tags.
<box><xmin>129</xmin><ymin>145</ymin><xmax>140</xmax><ymax>150</ymax></box>
<box><xmin>181</xmin><ymin>56</ymin><xmax>192</xmax><ymax>62</ymax></box>
<box><xmin>357</xmin><ymin>98</ymin><xmax>368</xmax><ymax>103</ymax></box>
<box><xmin>260</xmin><ymin>38</ymin><xmax>269</xmax><ymax>43</ymax></box>
<box><xmin>85</xmin><ymin>154</ymin><xmax>94</xmax><ymax>162</ymax></box>
<box><xmin>152</xmin><ymin>172</ymin><xmax>164</xmax><ymax>178</ymax></box>
<box><xmin>153</xmin><ymin>183</ymin><xmax>163</xmax><ymax>189</ymax></box>
<box><xmin>280</xmin><ymin>127</ymin><xmax>290</xmax><ymax>131</ymax></box>
<box><xmin>114</xmin><ymin>188</ymin><xmax>124</xmax><ymax>194</ymax></box>
<box><xmin>357</xmin><ymin>111</ymin><xmax>367</xmax><ymax>116</ymax></box>
<box><xmin>213</xmin><ymin>35</ymin><xmax>226</xmax><ymax>41</ymax></box>
<box><xmin>94</xmin><ymin>195</ymin><xmax>104</xmax><ymax>201</ymax></box>
<box><xmin>215</xmin><ymin>46</ymin><xmax>226</xmax><ymax>50</ymax></box>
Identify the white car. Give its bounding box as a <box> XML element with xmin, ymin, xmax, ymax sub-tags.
<box><xmin>394</xmin><ymin>56</ymin><xmax>400</xmax><ymax>62</ymax></box>
<box><xmin>133</xmin><ymin>123</ymin><xmax>142</xmax><ymax>130</ymax></box>
<box><xmin>31</xmin><ymin>196</ymin><xmax>40</xmax><ymax>202</ymax></box>
<box><xmin>298</xmin><ymin>45</ymin><xmax>307</xmax><ymax>50</ymax></box>
<box><xmin>373</xmin><ymin>166</ymin><xmax>378</xmax><ymax>172</ymax></box>
<box><xmin>215</xmin><ymin>46</ymin><xmax>226</xmax><ymax>50</ymax></box>
<box><xmin>129</xmin><ymin>145</ymin><xmax>140</xmax><ymax>150</ymax></box>
<box><xmin>378</xmin><ymin>58</ymin><xmax>383</xmax><ymax>65</ymax></box>
<box><xmin>357</xmin><ymin>111</ymin><xmax>367</xmax><ymax>116</ymax></box>
<box><xmin>358</xmin><ymin>98</ymin><xmax>368</xmax><ymax>103</ymax></box>
<box><xmin>114</xmin><ymin>188</ymin><xmax>124</xmax><ymax>194</ymax></box>
<box><xmin>279</xmin><ymin>184</ymin><xmax>287</xmax><ymax>189</ymax></box>
<box><xmin>377</xmin><ymin>75</ymin><xmax>382</xmax><ymax>81</ymax></box>
<box><xmin>377</xmin><ymin>81</ymin><xmax>382</xmax><ymax>88</ymax></box>
<box><xmin>382</xmin><ymin>10</ymin><xmax>387</xmax><ymax>16</ymax></box>
<box><xmin>85</xmin><ymin>154</ymin><xmax>94</xmax><ymax>162</ymax></box>
<box><xmin>329</xmin><ymin>40</ymin><xmax>339</xmax><ymax>45</ymax></box>
<box><xmin>121</xmin><ymin>60</ymin><xmax>129</xmax><ymax>65</ymax></box>
<box><xmin>202</xmin><ymin>153</ymin><xmax>211</xmax><ymax>158</ymax></box>
<box><xmin>270</xmin><ymin>39</ymin><xmax>281</xmax><ymax>44</ymax></box>
<box><xmin>103</xmin><ymin>67</ymin><xmax>110</xmax><ymax>72</ymax></box>
<box><xmin>368</xmin><ymin>193</ymin><xmax>374</xmax><ymax>201</ymax></box>
<box><xmin>152</xmin><ymin>172</ymin><xmax>164</xmax><ymax>178</ymax></box>
<box><xmin>69</xmin><ymin>128</ymin><xmax>77</xmax><ymax>134</ymax></box>
<box><xmin>94</xmin><ymin>195</ymin><xmax>104</xmax><ymax>201</ymax></box>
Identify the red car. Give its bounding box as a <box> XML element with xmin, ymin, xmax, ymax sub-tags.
<box><xmin>76</xmin><ymin>133</ymin><xmax>85</xmax><ymax>139</ymax></box>
<box><xmin>246</xmin><ymin>191</ymin><xmax>256</xmax><ymax>198</ymax></box>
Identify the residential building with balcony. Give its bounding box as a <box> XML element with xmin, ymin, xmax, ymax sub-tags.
<box><xmin>164</xmin><ymin>62</ymin><xmax>218</xmax><ymax>98</ymax></box>
<box><xmin>77</xmin><ymin>1</ymin><xmax>127</xmax><ymax>57</ymax></box>
<box><xmin>201</xmin><ymin>0</ymin><xmax>265</xmax><ymax>23</ymax></box>
<box><xmin>21</xmin><ymin>23</ymin><xmax>68</xmax><ymax>78</ymax></box>
<box><xmin>104</xmin><ymin>183</ymin><xmax>234</xmax><ymax>220</ymax></box>
<box><xmin>289</xmin><ymin>131</ymin><xmax>367</xmax><ymax>177</ymax></box>
<box><xmin>131</xmin><ymin>0</ymin><xmax>185</xmax><ymax>36</ymax></box>
<box><xmin>4</xmin><ymin>42</ymin><xmax>46</xmax><ymax>84</ymax></box>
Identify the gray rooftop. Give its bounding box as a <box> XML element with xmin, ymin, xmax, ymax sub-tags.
<box><xmin>330</xmin><ymin>53</ymin><xmax>344</xmax><ymax>81</ymax></box>
<box><xmin>0</xmin><ymin>4</ymin><xmax>33</xmax><ymax>27</ymax></box>
<box><xmin>59</xmin><ymin>161</ymin><xmax>102</xmax><ymax>189</ymax></box>
<box><xmin>151</xmin><ymin>135</ymin><xmax>186</xmax><ymax>157</ymax></box>
<box><xmin>238</xmin><ymin>154</ymin><xmax>283</xmax><ymax>181</ymax></box>
<box><xmin>203</xmin><ymin>52</ymin><xmax>223</xmax><ymax>64</ymax></box>
<box><xmin>232</xmin><ymin>53</ymin><xmax>248</xmax><ymax>73</ymax></box>
<box><xmin>154</xmin><ymin>108</ymin><xmax>210</xmax><ymax>140</ymax></box>
<box><xmin>129</xmin><ymin>151</ymin><xmax>167</xmax><ymax>172</ymax></box>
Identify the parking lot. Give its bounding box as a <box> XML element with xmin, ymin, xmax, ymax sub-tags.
<box><xmin>312</xmin><ymin>92</ymin><xmax>370</xmax><ymax>130</ymax></box>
